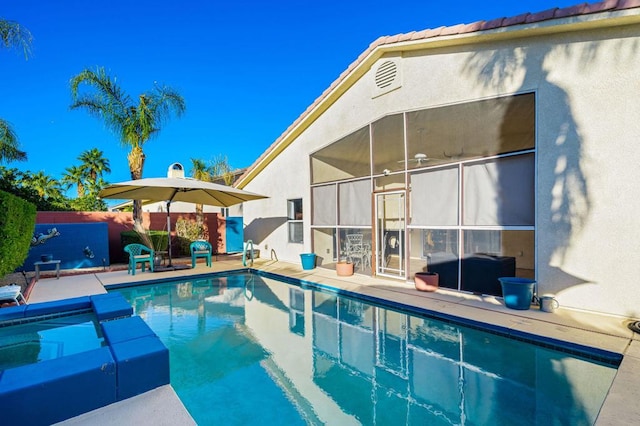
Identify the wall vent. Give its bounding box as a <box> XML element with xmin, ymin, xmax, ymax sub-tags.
<box><xmin>375</xmin><ymin>61</ymin><xmax>397</xmax><ymax>89</ymax></box>
<box><xmin>372</xmin><ymin>59</ymin><xmax>401</xmax><ymax>98</ymax></box>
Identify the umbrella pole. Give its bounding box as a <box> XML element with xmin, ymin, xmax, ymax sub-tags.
<box><xmin>166</xmin><ymin>200</ymin><xmax>172</xmax><ymax>267</ymax></box>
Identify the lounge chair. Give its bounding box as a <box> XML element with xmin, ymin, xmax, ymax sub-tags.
<box><xmin>190</xmin><ymin>240</ymin><xmax>212</xmax><ymax>268</ymax></box>
<box><xmin>124</xmin><ymin>243</ymin><xmax>154</xmax><ymax>275</ymax></box>
<box><xmin>0</xmin><ymin>284</ymin><xmax>26</xmax><ymax>305</ymax></box>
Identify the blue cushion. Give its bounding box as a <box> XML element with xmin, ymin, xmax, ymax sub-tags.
<box><xmin>101</xmin><ymin>316</ymin><xmax>156</xmax><ymax>344</ymax></box>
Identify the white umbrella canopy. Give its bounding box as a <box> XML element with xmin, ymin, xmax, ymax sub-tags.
<box><xmin>98</xmin><ymin>176</ymin><xmax>267</xmax><ymax>207</ymax></box>
<box><xmin>98</xmin><ymin>175</ymin><xmax>268</xmax><ymax>269</ymax></box>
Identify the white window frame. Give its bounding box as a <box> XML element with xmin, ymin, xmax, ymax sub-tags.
<box><xmin>287</xmin><ymin>198</ymin><xmax>303</xmax><ymax>243</ymax></box>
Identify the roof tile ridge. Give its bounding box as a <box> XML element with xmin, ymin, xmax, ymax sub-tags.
<box><xmin>525</xmin><ymin>7</ymin><xmax>559</xmax><ymax>23</ymax></box>
<box><xmin>440</xmin><ymin>23</ymin><xmax>467</xmax><ymax>35</ymax></box>
<box><xmin>582</xmin><ymin>0</ymin><xmax>620</xmax><ymax>14</ymax></box>
<box><xmin>554</xmin><ymin>3</ymin><xmax>590</xmax><ymax>18</ymax></box>
<box><xmin>460</xmin><ymin>21</ymin><xmax>485</xmax><ymax>33</ymax></box>
<box><xmin>503</xmin><ymin>13</ymin><xmax>531</xmax><ymax>26</ymax></box>
<box><xmin>479</xmin><ymin>17</ymin><xmax>508</xmax><ymax>31</ymax></box>
<box><xmin>617</xmin><ymin>0</ymin><xmax>640</xmax><ymax>10</ymax></box>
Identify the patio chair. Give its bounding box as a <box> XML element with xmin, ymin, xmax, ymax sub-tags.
<box><xmin>0</xmin><ymin>284</ymin><xmax>26</xmax><ymax>305</ymax></box>
<box><xmin>190</xmin><ymin>240</ymin><xmax>213</xmax><ymax>268</ymax></box>
<box><xmin>124</xmin><ymin>243</ymin><xmax>154</xmax><ymax>275</ymax></box>
<box><xmin>345</xmin><ymin>234</ymin><xmax>368</xmax><ymax>267</ymax></box>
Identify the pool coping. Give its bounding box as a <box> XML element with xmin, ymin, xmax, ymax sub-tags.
<box><xmin>22</xmin><ymin>257</ymin><xmax>640</xmax><ymax>425</ymax></box>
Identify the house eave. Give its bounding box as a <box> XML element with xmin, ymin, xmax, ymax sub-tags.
<box><xmin>235</xmin><ymin>6</ymin><xmax>640</xmax><ymax>189</ymax></box>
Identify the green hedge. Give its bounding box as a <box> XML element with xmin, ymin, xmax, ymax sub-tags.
<box><xmin>0</xmin><ymin>190</ymin><xmax>36</xmax><ymax>278</ymax></box>
<box><xmin>120</xmin><ymin>230</ymin><xmax>169</xmax><ymax>252</ymax></box>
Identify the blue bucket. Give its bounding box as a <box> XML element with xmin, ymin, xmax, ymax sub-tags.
<box><xmin>300</xmin><ymin>253</ymin><xmax>316</xmax><ymax>270</ymax></box>
<box><xmin>499</xmin><ymin>277</ymin><xmax>536</xmax><ymax>310</ymax></box>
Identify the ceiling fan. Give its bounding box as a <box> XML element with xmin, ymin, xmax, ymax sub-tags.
<box><xmin>399</xmin><ymin>153</ymin><xmax>431</xmax><ymax>166</ymax></box>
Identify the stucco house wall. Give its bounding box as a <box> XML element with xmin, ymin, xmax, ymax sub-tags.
<box><xmin>240</xmin><ymin>7</ymin><xmax>640</xmax><ymax>318</ymax></box>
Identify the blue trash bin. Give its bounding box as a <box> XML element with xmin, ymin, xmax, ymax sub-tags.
<box><xmin>499</xmin><ymin>277</ymin><xmax>536</xmax><ymax>310</ymax></box>
<box><xmin>300</xmin><ymin>253</ymin><xmax>316</xmax><ymax>270</ymax></box>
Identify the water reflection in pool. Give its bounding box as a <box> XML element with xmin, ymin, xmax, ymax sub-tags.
<box><xmin>113</xmin><ymin>273</ymin><xmax>617</xmax><ymax>425</ymax></box>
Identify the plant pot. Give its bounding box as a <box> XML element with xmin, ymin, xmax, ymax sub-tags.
<box><xmin>414</xmin><ymin>272</ymin><xmax>439</xmax><ymax>292</ymax></box>
<box><xmin>336</xmin><ymin>261</ymin><xmax>354</xmax><ymax>276</ymax></box>
<box><xmin>153</xmin><ymin>254</ymin><xmax>163</xmax><ymax>267</ymax></box>
<box><xmin>300</xmin><ymin>253</ymin><xmax>316</xmax><ymax>270</ymax></box>
<box><xmin>499</xmin><ymin>277</ymin><xmax>536</xmax><ymax>310</ymax></box>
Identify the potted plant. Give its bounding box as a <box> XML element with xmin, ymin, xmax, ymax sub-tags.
<box><xmin>132</xmin><ymin>222</ymin><xmax>165</xmax><ymax>267</ymax></box>
<box><xmin>336</xmin><ymin>260</ymin><xmax>354</xmax><ymax>276</ymax></box>
<box><xmin>414</xmin><ymin>271</ymin><xmax>439</xmax><ymax>292</ymax></box>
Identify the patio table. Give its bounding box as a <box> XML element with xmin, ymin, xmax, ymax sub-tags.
<box><xmin>34</xmin><ymin>259</ymin><xmax>61</xmax><ymax>281</ymax></box>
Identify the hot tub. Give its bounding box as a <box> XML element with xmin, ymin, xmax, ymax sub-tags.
<box><xmin>0</xmin><ymin>293</ymin><xmax>169</xmax><ymax>425</ymax></box>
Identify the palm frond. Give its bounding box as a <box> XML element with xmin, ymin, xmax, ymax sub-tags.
<box><xmin>0</xmin><ymin>118</ymin><xmax>27</xmax><ymax>162</ymax></box>
<box><xmin>0</xmin><ymin>19</ymin><xmax>33</xmax><ymax>59</ymax></box>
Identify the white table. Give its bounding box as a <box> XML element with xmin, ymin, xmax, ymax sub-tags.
<box><xmin>34</xmin><ymin>260</ymin><xmax>61</xmax><ymax>280</ymax></box>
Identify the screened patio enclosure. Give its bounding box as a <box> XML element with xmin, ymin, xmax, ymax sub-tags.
<box><xmin>310</xmin><ymin>93</ymin><xmax>535</xmax><ymax>296</ymax></box>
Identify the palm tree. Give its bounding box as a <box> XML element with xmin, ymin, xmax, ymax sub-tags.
<box><xmin>210</xmin><ymin>154</ymin><xmax>234</xmax><ymax>185</ymax></box>
<box><xmin>28</xmin><ymin>171</ymin><xmax>62</xmax><ymax>199</ymax></box>
<box><xmin>0</xmin><ymin>119</ymin><xmax>26</xmax><ymax>163</ymax></box>
<box><xmin>0</xmin><ymin>19</ymin><xmax>32</xmax><ymax>164</ymax></box>
<box><xmin>70</xmin><ymin>66</ymin><xmax>186</xmax><ymax>221</ymax></box>
<box><xmin>78</xmin><ymin>148</ymin><xmax>110</xmax><ymax>183</ymax></box>
<box><xmin>190</xmin><ymin>158</ymin><xmax>213</xmax><ymax>230</ymax></box>
<box><xmin>61</xmin><ymin>165</ymin><xmax>87</xmax><ymax>197</ymax></box>
<box><xmin>0</xmin><ymin>18</ymin><xmax>32</xmax><ymax>58</ymax></box>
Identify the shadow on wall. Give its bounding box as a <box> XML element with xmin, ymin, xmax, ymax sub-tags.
<box><xmin>243</xmin><ymin>217</ymin><xmax>288</xmax><ymax>245</ymax></box>
<box><xmin>461</xmin><ymin>32</ymin><xmax>613</xmax><ymax>295</ymax></box>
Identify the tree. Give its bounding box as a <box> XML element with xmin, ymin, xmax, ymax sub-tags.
<box><xmin>210</xmin><ymin>154</ymin><xmax>234</xmax><ymax>185</ymax></box>
<box><xmin>0</xmin><ymin>167</ymin><xmax>70</xmax><ymax>211</ymax></box>
<box><xmin>78</xmin><ymin>147</ymin><xmax>110</xmax><ymax>183</ymax></box>
<box><xmin>190</xmin><ymin>158</ymin><xmax>213</xmax><ymax>232</ymax></box>
<box><xmin>0</xmin><ymin>119</ymin><xmax>26</xmax><ymax>163</ymax></box>
<box><xmin>61</xmin><ymin>165</ymin><xmax>87</xmax><ymax>197</ymax></box>
<box><xmin>28</xmin><ymin>171</ymin><xmax>63</xmax><ymax>199</ymax></box>
<box><xmin>0</xmin><ymin>18</ymin><xmax>32</xmax><ymax>164</ymax></box>
<box><xmin>70</xmin><ymin>66</ymin><xmax>186</xmax><ymax>221</ymax></box>
<box><xmin>0</xmin><ymin>18</ymin><xmax>32</xmax><ymax>58</ymax></box>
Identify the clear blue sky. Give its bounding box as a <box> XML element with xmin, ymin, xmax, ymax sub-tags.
<box><xmin>1</xmin><ymin>0</ymin><xmax>581</xmax><ymax>191</ymax></box>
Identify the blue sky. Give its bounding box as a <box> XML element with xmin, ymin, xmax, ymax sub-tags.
<box><xmin>1</xmin><ymin>0</ymin><xmax>581</xmax><ymax>191</ymax></box>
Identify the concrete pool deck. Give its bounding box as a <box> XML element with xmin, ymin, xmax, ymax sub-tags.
<box><xmin>25</xmin><ymin>257</ymin><xmax>637</xmax><ymax>425</ymax></box>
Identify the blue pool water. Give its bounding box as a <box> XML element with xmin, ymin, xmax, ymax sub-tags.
<box><xmin>0</xmin><ymin>312</ymin><xmax>104</xmax><ymax>370</ymax></box>
<box><xmin>112</xmin><ymin>273</ymin><xmax>618</xmax><ymax>425</ymax></box>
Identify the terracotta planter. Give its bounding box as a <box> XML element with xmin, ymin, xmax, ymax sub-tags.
<box><xmin>414</xmin><ymin>272</ymin><xmax>439</xmax><ymax>292</ymax></box>
<box><xmin>336</xmin><ymin>262</ymin><xmax>354</xmax><ymax>276</ymax></box>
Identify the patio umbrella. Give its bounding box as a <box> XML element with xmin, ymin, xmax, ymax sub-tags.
<box><xmin>98</xmin><ymin>176</ymin><xmax>267</xmax><ymax>269</ymax></box>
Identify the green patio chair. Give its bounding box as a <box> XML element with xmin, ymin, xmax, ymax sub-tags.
<box><xmin>124</xmin><ymin>243</ymin><xmax>154</xmax><ymax>275</ymax></box>
<box><xmin>190</xmin><ymin>240</ymin><xmax>212</xmax><ymax>268</ymax></box>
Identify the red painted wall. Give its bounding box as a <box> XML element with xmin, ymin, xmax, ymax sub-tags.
<box><xmin>36</xmin><ymin>212</ymin><xmax>224</xmax><ymax>264</ymax></box>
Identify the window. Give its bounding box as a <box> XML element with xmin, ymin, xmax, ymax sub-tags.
<box><xmin>288</xmin><ymin>198</ymin><xmax>303</xmax><ymax>243</ymax></box>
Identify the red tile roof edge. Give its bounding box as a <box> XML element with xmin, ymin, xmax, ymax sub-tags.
<box><xmin>235</xmin><ymin>0</ymin><xmax>640</xmax><ymax>187</ymax></box>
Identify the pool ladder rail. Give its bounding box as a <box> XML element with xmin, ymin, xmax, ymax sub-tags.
<box><xmin>243</xmin><ymin>240</ymin><xmax>255</xmax><ymax>267</ymax></box>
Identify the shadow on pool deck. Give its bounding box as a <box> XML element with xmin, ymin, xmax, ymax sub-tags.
<box><xmin>18</xmin><ymin>256</ymin><xmax>640</xmax><ymax>425</ymax></box>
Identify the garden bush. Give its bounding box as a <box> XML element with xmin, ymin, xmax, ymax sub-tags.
<box><xmin>0</xmin><ymin>190</ymin><xmax>36</xmax><ymax>278</ymax></box>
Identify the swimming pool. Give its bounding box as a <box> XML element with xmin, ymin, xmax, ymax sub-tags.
<box><xmin>0</xmin><ymin>312</ymin><xmax>104</xmax><ymax>370</ymax></box>
<box><xmin>111</xmin><ymin>272</ymin><xmax>618</xmax><ymax>425</ymax></box>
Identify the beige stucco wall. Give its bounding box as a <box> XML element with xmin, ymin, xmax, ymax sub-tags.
<box><xmin>242</xmin><ymin>20</ymin><xmax>640</xmax><ymax>318</ymax></box>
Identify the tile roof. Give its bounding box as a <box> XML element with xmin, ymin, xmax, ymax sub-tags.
<box><xmin>236</xmin><ymin>0</ymin><xmax>640</xmax><ymax>188</ymax></box>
